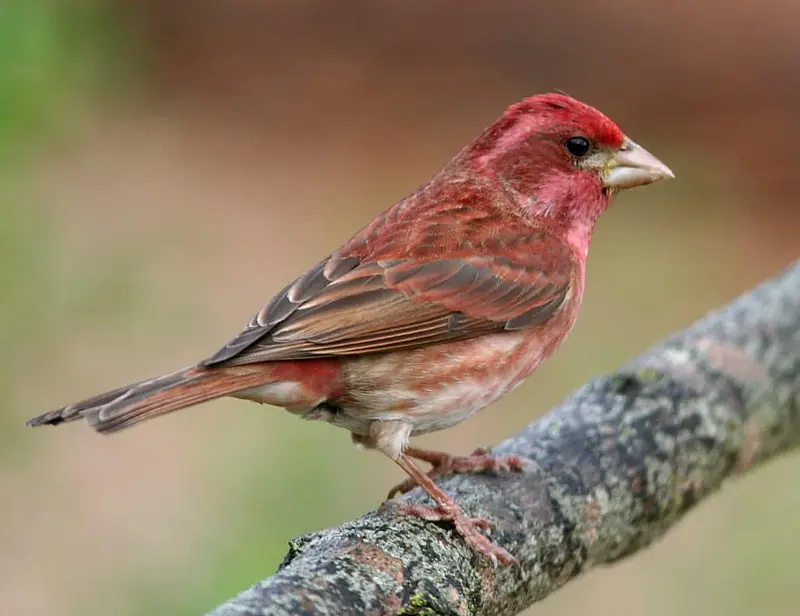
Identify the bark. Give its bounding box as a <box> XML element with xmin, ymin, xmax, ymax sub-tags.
<box><xmin>210</xmin><ymin>260</ymin><xmax>800</xmax><ymax>616</ymax></box>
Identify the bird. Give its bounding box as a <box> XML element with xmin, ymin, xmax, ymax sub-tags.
<box><xmin>27</xmin><ymin>93</ymin><xmax>674</xmax><ymax>565</ymax></box>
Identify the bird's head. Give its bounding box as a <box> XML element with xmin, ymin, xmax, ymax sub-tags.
<box><xmin>464</xmin><ymin>93</ymin><xmax>674</xmax><ymax>239</ymax></box>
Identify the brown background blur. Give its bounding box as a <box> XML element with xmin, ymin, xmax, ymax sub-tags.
<box><xmin>2</xmin><ymin>2</ymin><xmax>798</xmax><ymax>614</ymax></box>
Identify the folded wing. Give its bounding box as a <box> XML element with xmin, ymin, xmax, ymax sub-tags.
<box><xmin>203</xmin><ymin>224</ymin><xmax>575</xmax><ymax>366</ymax></box>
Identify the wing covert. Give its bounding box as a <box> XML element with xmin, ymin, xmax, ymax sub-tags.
<box><xmin>202</xmin><ymin>222</ymin><xmax>575</xmax><ymax>367</ymax></box>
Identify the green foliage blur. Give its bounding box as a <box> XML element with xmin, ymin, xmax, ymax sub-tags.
<box><xmin>2</xmin><ymin>11</ymin><xmax>363</xmax><ymax>614</ymax></box>
<box><xmin>0</xmin><ymin>0</ymin><xmax>99</xmax><ymax>447</ymax></box>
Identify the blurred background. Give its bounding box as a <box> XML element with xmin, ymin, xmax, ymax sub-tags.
<box><xmin>2</xmin><ymin>1</ymin><xmax>798</xmax><ymax>614</ymax></box>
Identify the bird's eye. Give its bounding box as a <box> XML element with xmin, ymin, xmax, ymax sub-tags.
<box><xmin>565</xmin><ymin>136</ymin><xmax>591</xmax><ymax>158</ymax></box>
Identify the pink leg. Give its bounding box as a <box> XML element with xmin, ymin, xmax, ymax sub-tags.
<box><xmin>386</xmin><ymin>446</ymin><xmax>527</xmax><ymax>499</ymax></box>
<box><xmin>390</xmin><ymin>452</ymin><xmax>518</xmax><ymax>566</ymax></box>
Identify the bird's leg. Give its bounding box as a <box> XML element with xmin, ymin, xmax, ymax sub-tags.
<box><xmin>355</xmin><ymin>422</ymin><xmax>517</xmax><ymax>565</ymax></box>
<box><xmin>390</xmin><ymin>451</ymin><xmax>517</xmax><ymax>566</ymax></box>
<box><xmin>386</xmin><ymin>446</ymin><xmax>527</xmax><ymax>499</ymax></box>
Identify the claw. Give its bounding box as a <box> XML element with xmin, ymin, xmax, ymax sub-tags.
<box><xmin>386</xmin><ymin>448</ymin><xmax>527</xmax><ymax>498</ymax></box>
<box><xmin>387</xmin><ymin>477</ymin><xmax>419</xmax><ymax>500</ymax></box>
<box><xmin>392</xmin><ymin>501</ymin><xmax>517</xmax><ymax>566</ymax></box>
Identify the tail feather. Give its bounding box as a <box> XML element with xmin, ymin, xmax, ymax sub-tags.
<box><xmin>27</xmin><ymin>365</ymin><xmax>275</xmax><ymax>434</ymax></box>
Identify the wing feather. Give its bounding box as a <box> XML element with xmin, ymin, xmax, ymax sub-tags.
<box><xmin>202</xmin><ymin>212</ymin><xmax>575</xmax><ymax>367</ymax></box>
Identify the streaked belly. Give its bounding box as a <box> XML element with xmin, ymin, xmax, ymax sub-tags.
<box><xmin>333</xmin><ymin>331</ymin><xmax>549</xmax><ymax>436</ymax></box>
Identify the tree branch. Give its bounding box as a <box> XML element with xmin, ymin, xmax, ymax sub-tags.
<box><xmin>210</xmin><ymin>260</ymin><xmax>800</xmax><ymax>616</ymax></box>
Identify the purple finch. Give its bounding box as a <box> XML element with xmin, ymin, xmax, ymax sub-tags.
<box><xmin>28</xmin><ymin>93</ymin><xmax>673</xmax><ymax>565</ymax></box>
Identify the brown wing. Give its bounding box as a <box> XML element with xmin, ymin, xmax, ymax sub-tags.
<box><xmin>202</xmin><ymin>224</ymin><xmax>575</xmax><ymax>367</ymax></box>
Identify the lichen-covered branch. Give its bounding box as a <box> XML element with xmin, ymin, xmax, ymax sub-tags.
<box><xmin>210</xmin><ymin>261</ymin><xmax>800</xmax><ymax>616</ymax></box>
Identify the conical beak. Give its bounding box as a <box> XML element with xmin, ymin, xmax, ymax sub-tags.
<box><xmin>603</xmin><ymin>138</ymin><xmax>675</xmax><ymax>190</ymax></box>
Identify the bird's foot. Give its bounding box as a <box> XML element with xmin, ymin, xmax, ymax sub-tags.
<box><xmin>392</xmin><ymin>500</ymin><xmax>517</xmax><ymax>566</ymax></box>
<box><xmin>386</xmin><ymin>446</ymin><xmax>526</xmax><ymax>499</ymax></box>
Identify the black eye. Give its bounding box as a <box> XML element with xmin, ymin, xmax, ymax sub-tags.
<box><xmin>565</xmin><ymin>136</ymin><xmax>591</xmax><ymax>158</ymax></box>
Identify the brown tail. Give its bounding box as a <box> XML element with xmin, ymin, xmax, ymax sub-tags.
<box><xmin>27</xmin><ymin>365</ymin><xmax>276</xmax><ymax>434</ymax></box>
